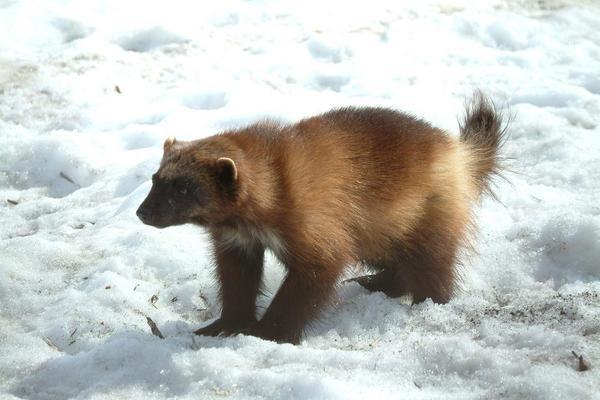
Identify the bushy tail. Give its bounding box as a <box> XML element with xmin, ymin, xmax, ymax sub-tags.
<box><xmin>459</xmin><ymin>91</ymin><xmax>508</xmax><ymax>197</ymax></box>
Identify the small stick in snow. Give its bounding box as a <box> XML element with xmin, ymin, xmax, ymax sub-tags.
<box><xmin>171</xmin><ymin>296</ymin><xmax>178</xmax><ymax>303</ymax></box>
<box><xmin>146</xmin><ymin>316</ymin><xmax>165</xmax><ymax>339</ymax></box>
<box><xmin>199</xmin><ymin>292</ymin><xmax>209</xmax><ymax>306</ymax></box>
<box><xmin>59</xmin><ymin>171</ymin><xmax>80</xmax><ymax>187</ymax></box>
<box><xmin>571</xmin><ymin>351</ymin><xmax>590</xmax><ymax>372</ymax></box>
<box><xmin>115</xmin><ymin>85</ymin><xmax>122</xmax><ymax>94</ymax></box>
<box><xmin>42</xmin><ymin>336</ymin><xmax>60</xmax><ymax>351</ymax></box>
<box><xmin>149</xmin><ymin>294</ymin><xmax>159</xmax><ymax>308</ymax></box>
<box><xmin>69</xmin><ymin>327</ymin><xmax>78</xmax><ymax>345</ymax></box>
<box><xmin>7</xmin><ymin>199</ymin><xmax>18</xmax><ymax>205</ymax></box>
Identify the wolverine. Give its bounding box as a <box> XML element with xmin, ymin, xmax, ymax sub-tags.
<box><xmin>136</xmin><ymin>92</ymin><xmax>506</xmax><ymax>344</ymax></box>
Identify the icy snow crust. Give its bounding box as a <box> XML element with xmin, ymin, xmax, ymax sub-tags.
<box><xmin>1</xmin><ymin>0</ymin><xmax>599</xmax><ymax>399</ymax></box>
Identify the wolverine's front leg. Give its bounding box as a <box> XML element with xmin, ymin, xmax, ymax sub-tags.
<box><xmin>248</xmin><ymin>259</ymin><xmax>341</xmax><ymax>344</ymax></box>
<box><xmin>194</xmin><ymin>239</ymin><xmax>264</xmax><ymax>337</ymax></box>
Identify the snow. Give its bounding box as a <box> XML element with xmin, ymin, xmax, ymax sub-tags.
<box><xmin>1</xmin><ymin>0</ymin><xmax>599</xmax><ymax>399</ymax></box>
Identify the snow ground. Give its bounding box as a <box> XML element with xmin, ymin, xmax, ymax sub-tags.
<box><xmin>1</xmin><ymin>0</ymin><xmax>599</xmax><ymax>399</ymax></box>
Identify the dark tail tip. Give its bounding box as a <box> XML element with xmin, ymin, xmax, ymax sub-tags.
<box><xmin>459</xmin><ymin>91</ymin><xmax>509</xmax><ymax>197</ymax></box>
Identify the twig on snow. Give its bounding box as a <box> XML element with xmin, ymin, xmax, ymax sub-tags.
<box><xmin>149</xmin><ymin>294</ymin><xmax>159</xmax><ymax>308</ymax></box>
<box><xmin>146</xmin><ymin>316</ymin><xmax>165</xmax><ymax>339</ymax></box>
<box><xmin>42</xmin><ymin>336</ymin><xmax>60</xmax><ymax>351</ymax></box>
<box><xmin>59</xmin><ymin>171</ymin><xmax>78</xmax><ymax>186</ymax></box>
<box><xmin>69</xmin><ymin>328</ymin><xmax>78</xmax><ymax>345</ymax></box>
<box><xmin>572</xmin><ymin>351</ymin><xmax>590</xmax><ymax>372</ymax></box>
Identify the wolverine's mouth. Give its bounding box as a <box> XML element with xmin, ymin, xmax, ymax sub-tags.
<box><xmin>138</xmin><ymin>217</ymin><xmax>169</xmax><ymax>229</ymax></box>
<box><xmin>136</xmin><ymin>206</ymin><xmax>169</xmax><ymax>228</ymax></box>
<box><xmin>192</xmin><ymin>216</ymin><xmax>207</xmax><ymax>226</ymax></box>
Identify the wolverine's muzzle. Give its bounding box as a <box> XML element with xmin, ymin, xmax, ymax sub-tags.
<box><xmin>136</xmin><ymin>205</ymin><xmax>152</xmax><ymax>225</ymax></box>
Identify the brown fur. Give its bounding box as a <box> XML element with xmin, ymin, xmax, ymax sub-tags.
<box><xmin>136</xmin><ymin>92</ymin><xmax>506</xmax><ymax>344</ymax></box>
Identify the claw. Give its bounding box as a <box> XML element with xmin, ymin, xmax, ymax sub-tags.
<box><xmin>194</xmin><ymin>317</ymin><xmax>258</xmax><ymax>338</ymax></box>
<box><xmin>343</xmin><ymin>275</ymin><xmax>377</xmax><ymax>286</ymax></box>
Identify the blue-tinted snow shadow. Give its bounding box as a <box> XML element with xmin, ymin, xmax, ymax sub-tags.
<box><xmin>10</xmin><ymin>329</ymin><xmax>191</xmax><ymax>400</ymax></box>
<box><xmin>528</xmin><ymin>217</ymin><xmax>600</xmax><ymax>288</ymax></box>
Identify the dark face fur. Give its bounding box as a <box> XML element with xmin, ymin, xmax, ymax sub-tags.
<box><xmin>136</xmin><ymin>171</ymin><xmax>208</xmax><ymax>228</ymax></box>
<box><xmin>136</xmin><ymin>138</ymin><xmax>239</xmax><ymax>229</ymax></box>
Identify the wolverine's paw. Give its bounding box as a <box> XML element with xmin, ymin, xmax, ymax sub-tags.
<box><xmin>193</xmin><ymin>319</ymin><xmax>225</xmax><ymax>337</ymax></box>
<box><xmin>344</xmin><ymin>271</ymin><xmax>394</xmax><ymax>292</ymax></box>
<box><xmin>240</xmin><ymin>323</ymin><xmax>301</xmax><ymax>345</ymax></box>
<box><xmin>344</xmin><ymin>271</ymin><xmax>408</xmax><ymax>298</ymax></box>
<box><xmin>194</xmin><ymin>317</ymin><xmax>256</xmax><ymax>337</ymax></box>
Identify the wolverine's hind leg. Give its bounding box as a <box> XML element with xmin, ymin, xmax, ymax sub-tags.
<box><xmin>351</xmin><ymin>222</ymin><xmax>463</xmax><ymax>304</ymax></box>
<box><xmin>395</xmin><ymin>239</ymin><xmax>458</xmax><ymax>304</ymax></box>
<box><xmin>402</xmin><ymin>197</ymin><xmax>470</xmax><ymax>303</ymax></box>
<box><xmin>350</xmin><ymin>241</ymin><xmax>458</xmax><ymax>304</ymax></box>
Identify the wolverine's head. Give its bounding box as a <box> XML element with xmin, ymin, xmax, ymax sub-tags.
<box><xmin>136</xmin><ymin>136</ymin><xmax>240</xmax><ymax>228</ymax></box>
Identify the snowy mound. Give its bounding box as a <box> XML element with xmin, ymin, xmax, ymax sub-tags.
<box><xmin>1</xmin><ymin>1</ymin><xmax>599</xmax><ymax>399</ymax></box>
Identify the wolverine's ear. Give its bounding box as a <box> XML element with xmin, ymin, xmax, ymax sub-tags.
<box><xmin>216</xmin><ymin>157</ymin><xmax>238</xmax><ymax>184</ymax></box>
<box><xmin>163</xmin><ymin>136</ymin><xmax>176</xmax><ymax>152</ymax></box>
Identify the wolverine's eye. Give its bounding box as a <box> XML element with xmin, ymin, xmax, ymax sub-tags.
<box><xmin>173</xmin><ymin>178</ymin><xmax>191</xmax><ymax>197</ymax></box>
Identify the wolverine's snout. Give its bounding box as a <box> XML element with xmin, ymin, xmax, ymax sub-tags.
<box><xmin>136</xmin><ymin>205</ymin><xmax>152</xmax><ymax>224</ymax></box>
<box><xmin>136</xmin><ymin>196</ymin><xmax>174</xmax><ymax>229</ymax></box>
<box><xmin>136</xmin><ymin>205</ymin><xmax>168</xmax><ymax>228</ymax></box>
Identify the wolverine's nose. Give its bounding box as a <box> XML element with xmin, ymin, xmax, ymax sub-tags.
<box><xmin>136</xmin><ymin>206</ymin><xmax>151</xmax><ymax>224</ymax></box>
